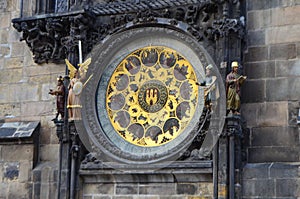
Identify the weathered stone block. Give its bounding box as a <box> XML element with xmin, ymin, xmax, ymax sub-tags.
<box><xmin>39</xmin><ymin>144</ymin><xmax>59</xmax><ymax>162</ymax></box>
<box><xmin>18</xmin><ymin>161</ymin><xmax>32</xmax><ymax>183</ymax></box>
<box><xmin>4</xmin><ymin>57</ymin><xmax>24</xmax><ymax>69</ymax></box>
<box><xmin>247</xmin><ymin>30</ymin><xmax>266</xmax><ymax>46</ymax></box>
<box><xmin>9</xmin><ymin>84</ymin><xmax>39</xmax><ymax>103</ymax></box>
<box><xmin>22</xmin><ymin>49</ymin><xmax>35</xmax><ymax>67</ymax></box>
<box><xmin>0</xmin><ymin>103</ymin><xmax>21</xmax><ymax>118</ymax></box>
<box><xmin>267</xmin><ymin>25</ymin><xmax>300</xmax><ymax>44</ymax></box>
<box><xmin>288</xmin><ymin>77</ymin><xmax>300</xmax><ymax>101</ymax></box>
<box><xmin>21</xmin><ymin>101</ymin><xmax>53</xmax><ymax>117</ymax></box>
<box><xmin>276</xmin><ymin>179</ymin><xmax>300</xmax><ymax>197</ymax></box>
<box><xmin>39</xmin><ymin>126</ymin><xmax>52</xmax><ymax>145</ymax></box>
<box><xmin>83</xmin><ymin>183</ymin><xmax>114</xmax><ymax>195</ymax></box>
<box><xmin>8</xmin><ymin>182</ymin><xmax>31</xmax><ymax>199</ymax></box>
<box><xmin>116</xmin><ymin>183</ymin><xmax>138</xmax><ymax>195</ymax></box>
<box><xmin>242</xmin><ymin>163</ymin><xmax>270</xmax><ymax>179</ymax></box>
<box><xmin>252</xmin><ymin>126</ymin><xmax>299</xmax><ymax>147</ymax></box>
<box><xmin>0</xmin><ymin>13</ymin><xmax>11</xmax><ymax>28</ymax></box>
<box><xmin>244</xmin><ymin>61</ymin><xmax>275</xmax><ymax>79</ymax></box>
<box><xmin>248</xmin><ymin>147</ymin><xmax>299</xmax><ymax>162</ymax></box>
<box><xmin>247</xmin><ymin>10</ymin><xmax>271</xmax><ymax>30</ymax></box>
<box><xmin>1</xmin><ymin>145</ymin><xmax>34</xmax><ymax>161</ymax></box>
<box><xmin>245</xmin><ymin>47</ymin><xmax>268</xmax><ymax>62</ymax></box>
<box><xmin>112</xmin><ymin>196</ymin><xmax>133</xmax><ymax>199</ymax></box>
<box><xmin>270</xmin><ymin>163</ymin><xmax>300</xmax><ymax>178</ymax></box>
<box><xmin>10</xmin><ymin>42</ymin><xmax>26</xmax><ymax>58</ymax></box>
<box><xmin>271</xmin><ymin>5</ymin><xmax>300</xmax><ymax>26</ymax></box>
<box><xmin>275</xmin><ymin>60</ymin><xmax>300</xmax><ymax>77</ymax></box>
<box><xmin>139</xmin><ymin>183</ymin><xmax>176</xmax><ymax>195</ymax></box>
<box><xmin>0</xmin><ymin>44</ymin><xmax>10</xmax><ymax>58</ymax></box>
<box><xmin>270</xmin><ymin>43</ymin><xmax>296</xmax><ymax>60</ymax></box>
<box><xmin>24</xmin><ymin>64</ymin><xmax>64</xmax><ymax>79</ymax></box>
<box><xmin>0</xmin><ymin>183</ymin><xmax>8</xmax><ymax>198</ymax></box>
<box><xmin>177</xmin><ymin>183</ymin><xmax>198</xmax><ymax>195</ymax></box>
<box><xmin>7</xmin><ymin>28</ymin><xmax>21</xmax><ymax>43</ymax></box>
<box><xmin>0</xmin><ymin>28</ymin><xmax>9</xmax><ymax>44</ymax></box>
<box><xmin>198</xmin><ymin>183</ymin><xmax>213</xmax><ymax>196</ymax></box>
<box><xmin>242</xmin><ymin>80</ymin><xmax>265</xmax><ymax>103</ymax></box>
<box><xmin>94</xmin><ymin>196</ymin><xmax>112</xmax><ymax>199</ymax></box>
<box><xmin>240</xmin><ymin>103</ymin><xmax>258</xmax><ymax>127</ymax></box>
<box><xmin>242</xmin><ymin>179</ymin><xmax>275</xmax><ymax>197</ymax></box>
<box><xmin>247</xmin><ymin>0</ymin><xmax>273</xmax><ymax>11</ymax></box>
<box><xmin>29</xmin><ymin>74</ymin><xmax>52</xmax><ymax>84</ymax></box>
<box><xmin>0</xmin><ymin>68</ymin><xmax>22</xmax><ymax>83</ymax></box>
<box><xmin>265</xmin><ymin>78</ymin><xmax>289</xmax><ymax>101</ymax></box>
<box><xmin>256</xmin><ymin>102</ymin><xmax>288</xmax><ymax>127</ymax></box>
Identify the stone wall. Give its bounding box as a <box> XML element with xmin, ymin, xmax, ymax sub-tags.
<box><xmin>0</xmin><ymin>0</ymin><xmax>63</xmax><ymax>158</ymax></box>
<box><xmin>0</xmin><ymin>0</ymin><xmax>63</xmax><ymax>198</ymax></box>
<box><xmin>241</xmin><ymin>0</ymin><xmax>300</xmax><ymax>198</ymax></box>
<box><xmin>242</xmin><ymin>0</ymin><xmax>300</xmax><ymax>163</ymax></box>
<box><xmin>243</xmin><ymin>163</ymin><xmax>300</xmax><ymax>198</ymax></box>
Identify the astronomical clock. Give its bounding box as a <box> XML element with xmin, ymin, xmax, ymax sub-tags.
<box><xmin>77</xmin><ymin>26</ymin><xmax>226</xmax><ymax>167</ymax></box>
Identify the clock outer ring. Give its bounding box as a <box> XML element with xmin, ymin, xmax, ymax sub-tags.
<box><xmin>81</xmin><ymin>26</ymin><xmax>221</xmax><ymax>165</ymax></box>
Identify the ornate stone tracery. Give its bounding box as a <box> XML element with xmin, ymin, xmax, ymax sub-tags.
<box><xmin>12</xmin><ymin>0</ymin><xmax>245</xmax><ymax>65</ymax></box>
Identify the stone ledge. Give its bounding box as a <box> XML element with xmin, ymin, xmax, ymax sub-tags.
<box><xmin>80</xmin><ymin>161</ymin><xmax>213</xmax><ymax>183</ymax></box>
<box><xmin>0</xmin><ymin>121</ymin><xmax>40</xmax><ymax>140</ymax></box>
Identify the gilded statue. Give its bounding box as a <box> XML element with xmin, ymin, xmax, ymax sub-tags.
<box><xmin>65</xmin><ymin>58</ymin><xmax>92</xmax><ymax>120</ymax></box>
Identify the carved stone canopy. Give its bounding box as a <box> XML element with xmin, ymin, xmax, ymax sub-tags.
<box><xmin>12</xmin><ymin>0</ymin><xmax>245</xmax><ymax>64</ymax></box>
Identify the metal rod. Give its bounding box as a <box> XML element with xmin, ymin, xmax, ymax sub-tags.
<box><xmin>20</xmin><ymin>0</ymin><xmax>23</xmax><ymax>17</ymax></box>
<box><xmin>78</xmin><ymin>40</ymin><xmax>82</xmax><ymax>64</ymax></box>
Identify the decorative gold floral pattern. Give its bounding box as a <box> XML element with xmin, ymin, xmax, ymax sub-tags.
<box><xmin>106</xmin><ymin>46</ymin><xmax>200</xmax><ymax>147</ymax></box>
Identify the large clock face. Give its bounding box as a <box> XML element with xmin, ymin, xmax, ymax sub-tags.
<box><xmin>79</xmin><ymin>26</ymin><xmax>226</xmax><ymax>165</ymax></box>
<box><xmin>106</xmin><ymin>46</ymin><xmax>200</xmax><ymax>147</ymax></box>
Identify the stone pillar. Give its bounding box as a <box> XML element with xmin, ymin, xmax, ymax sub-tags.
<box><xmin>218</xmin><ymin>116</ymin><xmax>245</xmax><ymax>199</ymax></box>
<box><xmin>55</xmin><ymin>120</ymin><xmax>70</xmax><ymax>199</ymax></box>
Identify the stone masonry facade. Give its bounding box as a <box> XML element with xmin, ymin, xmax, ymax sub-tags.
<box><xmin>0</xmin><ymin>0</ymin><xmax>299</xmax><ymax>198</ymax></box>
<box><xmin>241</xmin><ymin>0</ymin><xmax>300</xmax><ymax>198</ymax></box>
<box><xmin>0</xmin><ymin>0</ymin><xmax>63</xmax><ymax>197</ymax></box>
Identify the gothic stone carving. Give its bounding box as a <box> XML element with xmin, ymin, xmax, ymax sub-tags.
<box><xmin>12</xmin><ymin>0</ymin><xmax>244</xmax><ymax>64</ymax></box>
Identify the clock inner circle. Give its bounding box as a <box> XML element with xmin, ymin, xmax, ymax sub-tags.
<box><xmin>105</xmin><ymin>46</ymin><xmax>200</xmax><ymax>147</ymax></box>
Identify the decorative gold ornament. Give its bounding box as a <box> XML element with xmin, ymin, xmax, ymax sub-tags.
<box><xmin>106</xmin><ymin>46</ymin><xmax>200</xmax><ymax>147</ymax></box>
